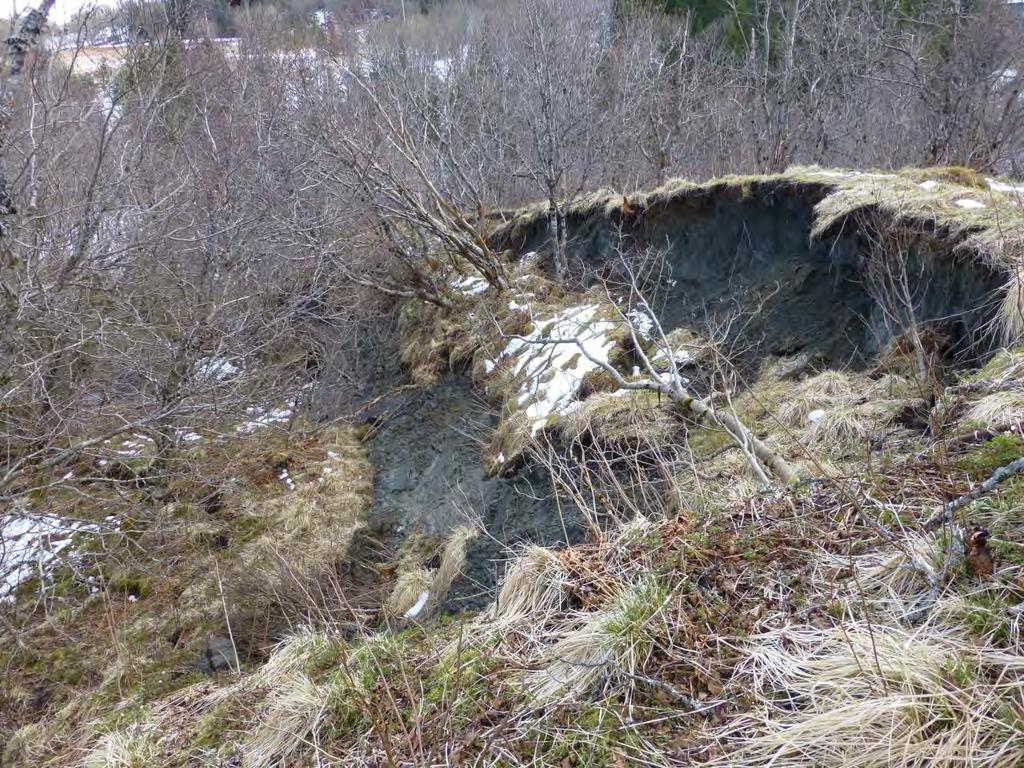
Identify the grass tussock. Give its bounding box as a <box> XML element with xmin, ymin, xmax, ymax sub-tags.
<box><xmin>804</xmin><ymin>400</ymin><xmax>901</xmax><ymax>454</ymax></box>
<box><xmin>558</xmin><ymin>389</ymin><xmax>679</xmax><ymax>445</ymax></box>
<box><xmin>241</xmin><ymin>673</ymin><xmax>324</xmax><ymax>768</ymax></box>
<box><xmin>777</xmin><ymin>370</ymin><xmax>857</xmax><ymax>426</ymax></box>
<box><xmin>966</xmin><ymin>390</ymin><xmax>1024</xmax><ymax>425</ymax></box>
<box><xmin>526</xmin><ymin>576</ymin><xmax>670</xmax><ymax>703</ymax></box>
<box><xmin>477</xmin><ymin>546</ymin><xmax>569</xmax><ymax>632</ymax></box>
<box><xmin>708</xmin><ymin>623</ymin><xmax>1024</xmax><ymax>767</ymax></box>
<box><xmin>82</xmin><ymin>723</ymin><xmax>161</xmax><ymax>768</ymax></box>
<box><xmin>999</xmin><ymin>276</ymin><xmax>1024</xmax><ymax>346</ymax></box>
<box><xmin>225</xmin><ymin>427</ymin><xmax>374</xmax><ymax>634</ymax></box>
<box><xmin>967</xmin><ymin>346</ymin><xmax>1024</xmax><ymax>383</ymax></box>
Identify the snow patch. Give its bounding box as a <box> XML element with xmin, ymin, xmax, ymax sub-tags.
<box><xmin>195</xmin><ymin>356</ymin><xmax>240</xmax><ymax>381</ymax></box>
<box><xmin>237</xmin><ymin>405</ymin><xmax>293</xmax><ymax>433</ymax></box>
<box><xmin>919</xmin><ymin>180</ymin><xmax>939</xmax><ymax>191</ymax></box>
<box><xmin>987</xmin><ymin>178</ymin><xmax>1024</xmax><ymax>195</ymax></box>
<box><xmin>1</xmin><ymin>513</ymin><xmax>104</xmax><ymax>599</ymax></box>
<box><xmin>652</xmin><ymin>347</ymin><xmax>693</xmax><ymax>368</ymax></box>
<box><xmin>452</xmin><ymin>274</ymin><xmax>489</xmax><ymax>296</ymax></box>
<box><xmin>955</xmin><ymin>199</ymin><xmax>986</xmax><ymax>209</ymax></box>
<box><xmin>108</xmin><ymin>433</ymin><xmax>156</xmax><ymax>458</ymax></box>
<box><xmin>278</xmin><ymin>468</ymin><xmax>297</xmax><ymax>491</ymax></box>
<box><xmin>489</xmin><ymin>304</ymin><xmax>619</xmax><ymax>435</ymax></box>
<box><xmin>626</xmin><ymin>307</ymin><xmax>655</xmax><ymax>340</ymax></box>
<box><xmin>807</xmin><ymin>409</ymin><xmax>827</xmax><ymax>424</ymax></box>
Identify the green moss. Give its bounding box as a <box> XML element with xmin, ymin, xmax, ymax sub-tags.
<box><xmin>348</xmin><ymin>633</ymin><xmax>409</xmax><ymax>690</ymax></box>
<box><xmin>24</xmin><ymin>644</ymin><xmax>89</xmax><ymax>687</ymax></box>
<box><xmin>304</xmin><ymin>637</ymin><xmax>346</xmax><ymax>675</ymax></box>
<box><xmin>685</xmin><ymin>422</ymin><xmax>733</xmax><ymax>456</ymax></box>
<box><xmin>603</xmin><ymin>577</ymin><xmax>670</xmax><ymax>660</ymax></box>
<box><xmin>959</xmin><ymin>594</ymin><xmax>1013</xmax><ymax>646</ymax></box>
<box><xmin>531</xmin><ymin>702</ymin><xmax>646</xmax><ymax>766</ymax></box>
<box><xmin>957</xmin><ymin>434</ymin><xmax>1024</xmax><ymax>480</ymax></box>
<box><xmin>134</xmin><ymin>663</ymin><xmax>204</xmax><ymax>705</ymax></box>
<box><xmin>321</xmin><ymin>668</ymin><xmax>371</xmax><ymax>739</ymax></box>
<box><xmin>964</xmin><ymin>348</ymin><xmax>1024</xmax><ymax>383</ymax></box>
<box><xmin>423</xmin><ymin>646</ymin><xmax>497</xmax><ymax>725</ymax></box>
<box><xmin>108</xmin><ymin>572</ymin><xmax>154</xmax><ymax>600</ymax></box>
<box><xmin>193</xmin><ymin>697</ymin><xmax>245</xmax><ymax>750</ymax></box>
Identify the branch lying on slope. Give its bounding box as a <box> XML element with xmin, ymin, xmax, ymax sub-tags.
<box><xmin>511</xmin><ymin>329</ymin><xmax>799</xmax><ymax>486</ymax></box>
<box><xmin>923</xmin><ymin>456</ymin><xmax>1024</xmax><ymax>532</ymax></box>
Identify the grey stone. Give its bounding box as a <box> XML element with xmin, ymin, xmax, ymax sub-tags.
<box><xmin>197</xmin><ymin>634</ymin><xmax>238</xmax><ymax>674</ymax></box>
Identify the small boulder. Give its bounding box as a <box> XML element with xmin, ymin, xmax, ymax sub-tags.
<box><xmin>197</xmin><ymin>634</ymin><xmax>238</xmax><ymax>674</ymax></box>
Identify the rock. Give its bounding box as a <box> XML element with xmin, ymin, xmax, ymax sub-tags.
<box><xmin>197</xmin><ymin>634</ymin><xmax>238</xmax><ymax>674</ymax></box>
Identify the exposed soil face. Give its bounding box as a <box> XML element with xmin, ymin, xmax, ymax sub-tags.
<box><xmin>503</xmin><ymin>182</ymin><xmax>1005</xmax><ymax>368</ymax></box>
<box><xmin>346</xmin><ymin>182</ymin><xmax>1008</xmax><ymax>615</ymax></box>
<box><xmin>359</xmin><ymin>374</ymin><xmax>583</xmax><ymax>612</ymax></box>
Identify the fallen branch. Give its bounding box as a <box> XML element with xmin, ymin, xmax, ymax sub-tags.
<box><xmin>512</xmin><ymin>330</ymin><xmax>798</xmax><ymax>485</ymax></box>
<box><xmin>923</xmin><ymin>456</ymin><xmax>1024</xmax><ymax>532</ymax></box>
<box><xmin>945</xmin><ymin>422</ymin><xmax>1022</xmax><ymax>451</ymax></box>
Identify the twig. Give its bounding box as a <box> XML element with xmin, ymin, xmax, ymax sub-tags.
<box><xmin>922</xmin><ymin>456</ymin><xmax>1024</xmax><ymax>532</ymax></box>
<box><xmin>214</xmin><ymin>560</ymin><xmax>241</xmax><ymax>674</ymax></box>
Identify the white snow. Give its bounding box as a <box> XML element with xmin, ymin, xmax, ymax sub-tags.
<box><xmin>195</xmin><ymin>356</ymin><xmax>240</xmax><ymax>381</ymax></box>
<box><xmin>237</xmin><ymin>405</ymin><xmax>293</xmax><ymax>433</ymax></box>
<box><xmin>955</xmin><ymin>199</ymin><xmax>986</xmax><ymax>209</ymax></box>
<box><xmin>314</xmin><ymin>8</ymin><xmax>331</xmax><ymax>28</ymax></box>
<box><xmin>107</xmin><ymin>433</ymin><xmax>156</xmax><ymax>458</ymax></box>
<box><xmin>987</xmin><ymin>178</ymin><xmax>1024</xmax><ymax>195</ymax></box>
<box><xmin>277</xmin><ymin>469</ymin><xmax>297</xmax><ymax>491</ymax></box>
<box><xmin>1</xmin><ymin>512</ymin><xmax>102</xmax><ymax>599</ymax></box>
<box><xmin>626</xmin><ymin>307</ymin><xmax>655</xmax><ymax>340</ymax></box>
<box><xmin>431</xmin><ymin>45</ymin><xmax>469</xmax><ymax>81</ymax></box>
<box><xmin>919</xmin><ymin>180</ymin><xmax>939</xmax><ymax>191</ymax></box>
<box><xmin>403</xmin><ymin>590</ymin><xmax>430</xmax><ymax>619</ymax></box>
<box><xmin>806</xmin><ymin>170</ymin><xmax>896</xmax><ymax>180</ymax></box>
<box><xmin>489</xmin><ymin>304</ymin><xmax>619</xmax><ymax>435</ymax></box>
<box><xmin>807</xmin><ymin>409</ymin><xmax>827</xmax><ymax>424</ymax></box>
<box><xmin>452</xmin><ymin>274</ymin><xmax>489</xmax><ymax>296</ymax></box>
<box><xmin>651</xmin><ymin>346</ymin><xmax>693</xmax><ymax>369</ymax></box>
